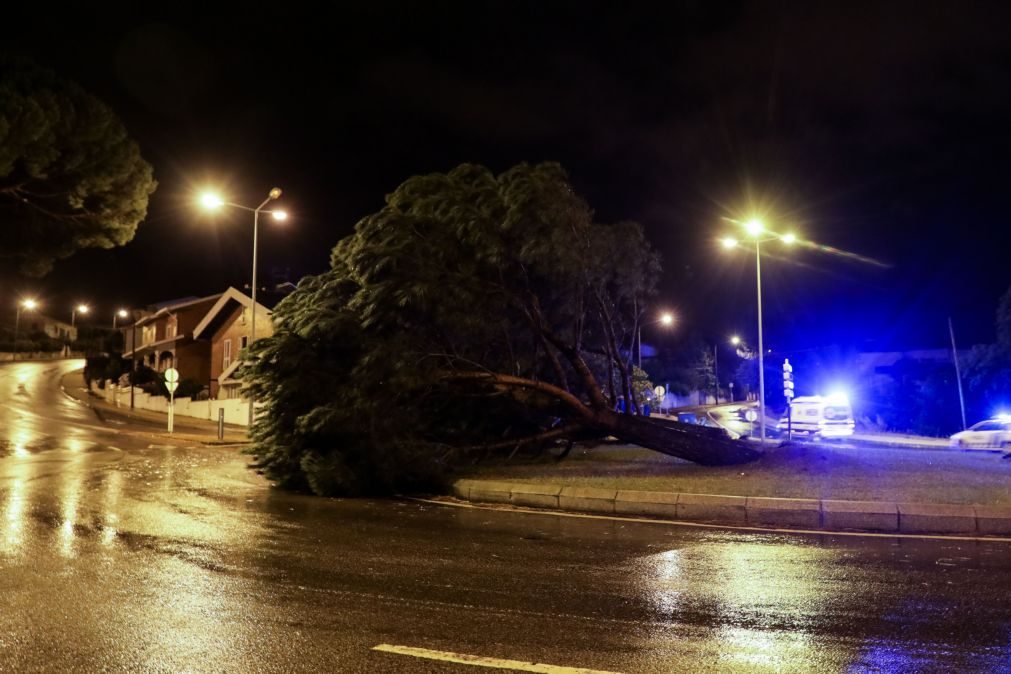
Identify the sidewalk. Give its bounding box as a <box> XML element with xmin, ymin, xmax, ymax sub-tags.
<box><xmin>61</xmin><ymin>371</ymin><xmax>250</xmax><ymax>445</ymax></box>
<box><xmin>448</xmin><ymin>442</ymin><xmax>1011</xmax><ymax>536</ymax></box>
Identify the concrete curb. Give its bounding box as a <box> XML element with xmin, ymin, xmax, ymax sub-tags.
<box><xmin>450</xmin><ymin>479</ymin><xmax>1011</xmax><ymax>536</ymax></box>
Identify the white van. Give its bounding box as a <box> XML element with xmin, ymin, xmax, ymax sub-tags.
<box><xmin>778</xmin><ymin>394</ymin><xmax>854</xmax><ymax>439</ymax></box>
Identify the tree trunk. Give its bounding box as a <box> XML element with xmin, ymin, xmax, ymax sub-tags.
<box><xmin>451</xmin><ymin>371</ymin><xmax>762</xmax><ymax>466</ymax></box>
<box><xmin>601</xmin><ymin>412</ymin><xmax>762</xmax><ymax>465</ymax></box>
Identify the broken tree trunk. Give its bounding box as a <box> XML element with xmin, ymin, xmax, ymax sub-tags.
<box><xmin>594</xmin><ymin>410</ymin><xmax>763</xmax><ymax>465</ymax></box>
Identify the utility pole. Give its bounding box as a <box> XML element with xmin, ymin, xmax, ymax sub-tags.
<box><xmin>131</xmin><ymin>315</ymin><xmax>138</xmax><ymax>410</ymax></box>
<box><xmin>949</xmin><ymin>316</ymin><xmax>967</xmax><ymax>431</ymax></box>
<box><xmin>713</xmin><ymin>343</ymin><xmax>720</xmax><ymax>404</ymax></box>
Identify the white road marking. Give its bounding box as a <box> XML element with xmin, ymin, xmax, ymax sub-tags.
<box><xmin>407</xmin><ymin>497</ymin><xmax>1011</xmax><ymax>544</ymax></box>
<box><xmin>372</xmin><ymin>644</ymin><xmax>622</xmax><ymax>673</ymax></box>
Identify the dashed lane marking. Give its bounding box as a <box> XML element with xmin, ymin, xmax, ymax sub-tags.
<box><xmin>372</xmin><ymin>644</ymin><xmax>622</xmax><ymax>674</ymax></box>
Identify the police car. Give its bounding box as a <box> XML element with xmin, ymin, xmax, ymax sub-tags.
<box><xmin>948</xmin><ymin>417</ymin><xmax>1011</xmax><ymax>450</ymax></box>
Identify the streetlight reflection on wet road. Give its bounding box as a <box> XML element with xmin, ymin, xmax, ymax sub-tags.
<box><xmin>1</xmin><ymin>359</ymin><xmax>1010</xmax><ymax>672</ymax></box>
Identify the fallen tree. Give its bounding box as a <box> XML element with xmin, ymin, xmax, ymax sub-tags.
<box><xmin>243</xmin><ymin>162</ymin><xmax>760</xmax><ymax>496</ymax></box>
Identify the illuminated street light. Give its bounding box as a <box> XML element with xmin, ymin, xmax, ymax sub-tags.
<box><xmin>13</xmin><ymin>299</ymin><xmax>39</xmax><ymax>361</ymax></box>
<box><xmin>197</xmin><ymin>186</ymin><xmax>285</xmax><ymax>346</ymax></box>
<box><xmin>200</xmin><ymin>192</ymin><xmax>225</xmax><ymax>209</ymax></box>
<box><xmin>721</xmin><ymin>237</ymin><xmax>739</xmax><ymax>249</ymax></box>
<box><xmin>71</xmin><ymin>304</ymin><xmax>89</xmax><ymax>327</ymax></box>
<box><xmin>113</xmin><ymin>308</ymin><xmax>129</xmax><ymax>330</ymax></box>
<box><xmin>637</xmin><ymin>311</ymin><xmax>676</xmax><ymax>368</ymax></box>
<box><xmin>720</xmin><ymin>217</ymin><xmax>799</xmax><ymax>445</ymax></box>
<box><xmin>198</xmin><ymin>185</ymin><xmax>286</xmax><ymax>426</ymax></box>
<box><xmin>744</xmin><ymin>218</ymin><xmax>764</xmax><ymax>237</ymax></box>
<box><xmin>730</xmin><ymin>335</ymin><xmax>741</xmax><ymax>346</ymax></box>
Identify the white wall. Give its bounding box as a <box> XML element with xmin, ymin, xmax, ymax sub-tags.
<box><xmin>103</xmin><ymin>381</ymin><xmax>250</xmax><ymax>426</ymax></box>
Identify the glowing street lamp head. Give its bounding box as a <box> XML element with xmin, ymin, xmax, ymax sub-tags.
<box><xmin>781</xmin><ymin>232</ymin><xmax>797</xmax><ymax>245</ymax></box>
<box><xmin>76</xmin><ymin>304</ymin><xmax>89</xmax><ymax>314</ymax></box>
<box><xmin>720</xmin><ymin>237</ymin><xmax>739</xmax><ymax>249</ymax></box>
<box><xmin>268</xmin><ymin>187</ymin><xmax>282</xmax><ymax>200</ymax></box>
<box><xmin>271</xmin><ymin>209</ymin><xmax>288</xmax><ymax>222</ymax></box>
<box><xmin>21</xmin><ymin>299</ymin><xmax>37</xmax><ymax>310</ymax></box>
<box><xmin>744</xmin><ymin>218</ymin><xmax>764</xmax><ymax>237</ymax></box>
<box><xmin>199</xmin><ymin>192</ymin><xmax>225</xmax><ymax>210</ymax></box>
<box><xmin>117</xmin><ymin>309</ymin><xmax>129</xmax><ymax>318</ymax></box>
<box><xmin>659</xmin><ymin>312</ymin><xmax>675</xmax><ymax>326</ymax></box>
<box><xmin>730</xmin><ymin>335</ymin><xmax>741</xmax><ymax>346</ymax></box>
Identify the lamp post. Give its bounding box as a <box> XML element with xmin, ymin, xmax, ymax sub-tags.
<box><xmin>200</xmin><ymin>188</ymin><xmax>287</xmax><ymax>426</ymax></box>
<box><xmin>637</xmin><ymin>312</ymin><xmax>675</xmax><ymax>368</ymax></box>
<box><xmin>720</xmin><ymin>220</ymin><xmax>796</xmax><ymax>445</ymax></box>
<box><xmin>71</xmin><ymin>303</ymin><xmax>89</xmax><ymax>327</ymax></box>
<box><xmin>130</xmin><ymin>311</ymin><xmax>139</xmax><ymax>410</ymax></box>
<box><xmin>113</xmin><ymin>308</ymin><xmax>128</xmax><ymax>330</ymax></box>
<box><xmin>13</xmin><ymin>299</ymin><xmax>38</xmax><ymax>361</ymax></box>
<box><xmin>727</xmin><ymin>335</ymin><xmax>742</xmax><ymax>402</ymax></box>
<box><xmin>199</xmin><ymin>188</ymin><xmax>287</xmax><ymax>346</ymax></box>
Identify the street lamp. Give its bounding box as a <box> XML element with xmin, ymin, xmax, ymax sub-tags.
<box><xmin>198</xmin><ymin>187</ymin><xmax>287</xmax><ymax>346</ymax></box>
<box><xmin>637</xmin><ymin>311</ymin><xmax>675</xmax><ymax>368</ymax></box>
<box><xmin>113</xmin><ymin>309</ymin><xmax>129</xmax><ymax>330</ymax></box>
<box><xmin>720</xmin><ymin>218</ymin><xmax>798</xmax><ymax>445</ymax></box>
<box><xmin>71</xmin><ymin>304</ymin><xmax>89</xmax><ymax>327</ymax></box>
<box><xmin>13</xmin><ymin>299</ymin><xmax>38</xmax><ymax>361</ymax></box>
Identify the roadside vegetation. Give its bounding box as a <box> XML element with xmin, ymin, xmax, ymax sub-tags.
<box><xmin>243</xmin><ymin>163</ymin><xmax>759</xmax><ymax>496</ymax></box>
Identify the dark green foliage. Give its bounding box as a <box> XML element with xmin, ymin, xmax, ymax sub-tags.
<box><xmin>243</xmin><ymin>162</ymin><xmax>667</xmax><ymax>495</ymax></box>
<box><xmin>868</xmin><ymin>357</ymin><xmax>962</xmax><ymax>435</ymax></box>
<box><xmin>0</xmin><ymin>58</ymin><xmax>156</xmax><ymax>274</ymax></box>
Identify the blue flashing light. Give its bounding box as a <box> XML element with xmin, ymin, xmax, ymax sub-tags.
<box><xmin>825</xmin><ymin>391</ymin><xmax>850</xmax><ymax>406</ymax></box>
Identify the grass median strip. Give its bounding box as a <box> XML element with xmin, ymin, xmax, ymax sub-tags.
<box><xmin>461</xmin><ymin>443</ymin><xmax>1011</xmax><ymax>505</ymax></box>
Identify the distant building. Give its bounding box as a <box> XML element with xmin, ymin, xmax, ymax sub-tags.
<box><xmin>192</xmin><ymin>287</ymin><xmax>278</xmax><ymax>399</ymax></box>
<box><xmin>26</xmin><ymin>314</ymin><xmax>77</xmax><ymax>342</ymax></box>
<box><xmin>120</xmin><ymin>287</ymin><xmax>283</xmax><ymax>400</ymax></box>
<box><xmin>123</xmin><ymin>294</ymin><xmax>223</xmax><ymax>390</ymax></box>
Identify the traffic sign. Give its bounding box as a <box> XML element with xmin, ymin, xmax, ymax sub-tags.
<box><xmin>783</xmin><ymin>359</ymin><xmax>795</xmax><ymax>400</ymax></box>
<box><xmin>653</xmin><ymin>385</ymin><xmax>666</xmax><ymax>398</ymax></box>
<box><xmin>163</xmin><ymin>367</ymin><xmax>179</xmax><ymax>434</ymax></box>
<box><xmin>745</xmin><ymin>409</ymin><xmax>758</xmax><ymax>422</ymax></box>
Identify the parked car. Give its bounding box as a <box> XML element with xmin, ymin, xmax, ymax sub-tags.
<box><xmin>949</xmin><ymin>417</ymin><xmax>1011</xmax><ymax>450</ymax></box>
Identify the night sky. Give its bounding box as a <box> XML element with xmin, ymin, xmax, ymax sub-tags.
<box><xmin>6</xmin><ymin>2</ymin><xmax>1011</xmax><ymax>352</ymax></box>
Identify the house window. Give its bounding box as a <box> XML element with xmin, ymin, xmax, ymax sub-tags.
<box><xmin>223</xmin><ymin>339</ymin><xmax>232</xmax><ymax>370</ymax></box>
<box><xmin>166</xmin><ymin>319</ymin><xmax>177</xmax><ymax>339</ymax></box>
<box><xmin>240</xmin><ymin>336</ymin><xmax>249</xmax><ymax>350</ymax></box>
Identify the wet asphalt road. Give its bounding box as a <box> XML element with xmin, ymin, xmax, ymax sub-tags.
<box><xmin>1</xmin><ymin>360</ymin><xmax>1011</xmax><ymax>672</ymax></box>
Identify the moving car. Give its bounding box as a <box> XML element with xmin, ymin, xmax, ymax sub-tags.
<box><xmin>949</xmin><ymin>417</ymin><xmax>1011</xmax><ymax>450</ymax></box>
<box><xmin>778</xmin><ymin>394</ymin><xmax>854</xmax><ymax>439</ymax></box>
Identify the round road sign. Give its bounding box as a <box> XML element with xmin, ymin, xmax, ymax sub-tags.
<box><xmin>164</xmin><ymin>367</ymin><xmax>179</xmax><ymax>384</ymax></box>
<box><xmin>653</xmin><ymin>386</ymin><xmax>665</xmax><ymax>398</ymax></box>
<box><xmin>745</xmin><ymin>409</ymin><xmax>758</xmax><ymax>422</ymax></box>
